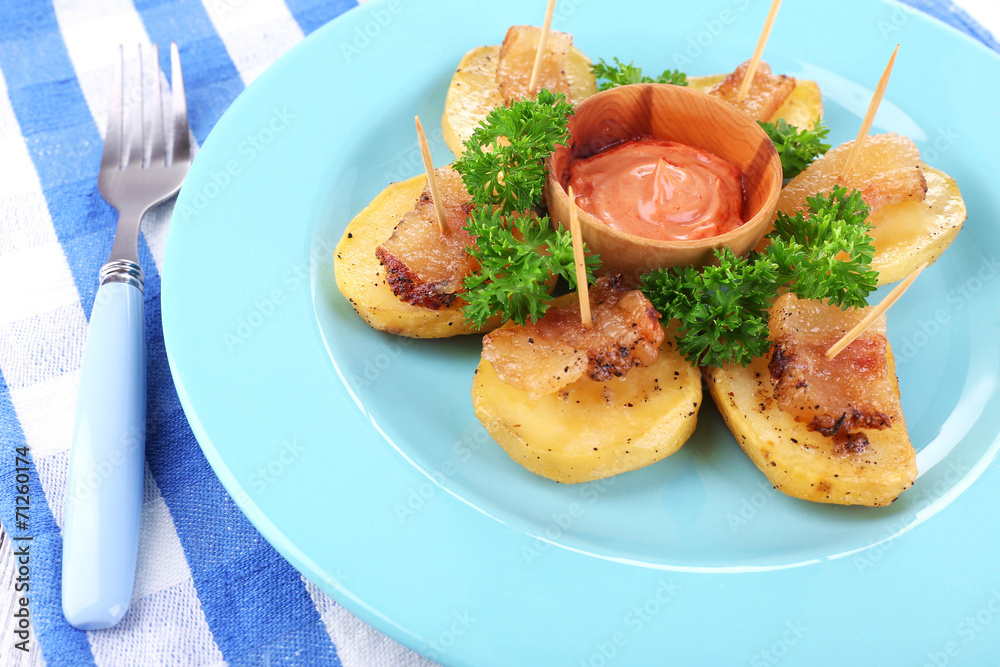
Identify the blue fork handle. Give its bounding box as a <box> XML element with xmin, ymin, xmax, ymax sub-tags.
<box><xmin>62</xmin><ymin>277</ymin><xmax>146</xmax><ymax>630</ymax></box>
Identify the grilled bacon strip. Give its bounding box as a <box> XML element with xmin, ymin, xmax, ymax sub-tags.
<box><xmin>708</xmin><ymin>61</ymin><xmax>796</xmax><ymax>122</ymax></box>
<box><xmin>375</xmin><ymin>166</ymin><xmax>479</xmax><ymax>309</ymax></box>
<box><xmin>496</xmin><ymin>25</ymin><xmax>573</xmax><ymax>103</ymax></box>
<box><xmin>766</xmin><ymin>294</ymin><xmax>900</xmax><ymax>453</ymax></box>
<box><xmin>776</xmin><ymin>133</ymin><xmax>927</xmax><ymax>217</ymax></box>
<box><xmin>482</xmin><ymin>274</ymin><xmax>664</xmax><ymax>396</ymax></box>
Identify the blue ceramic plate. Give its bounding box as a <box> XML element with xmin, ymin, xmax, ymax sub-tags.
<box><xmin>163</xmin><ymin>1</ymin><xmax>1000</xmax><ymax>664</ymax></box>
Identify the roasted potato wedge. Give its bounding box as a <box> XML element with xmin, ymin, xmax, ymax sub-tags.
<box><xmin>334</xmin><ymin>175</ymin><xmax>496</xmax><ymax>338</ymax></box>
<box><xmin>704</xmin><ymin>346</ymin><xmax>916</xmax><ymax>507</ymax></box>
<box><xmin>472</xmin><ymin>321</ymin><xmax>701</xmax><ymax>484</ymax></box>
<box><xmin>442</xmin><ymin>44</ymin><xmax>598</xmax><ymax>156</ymax></box>
<box><xmin>688</xmin><ymin>75</ymin><xmax>823</xmax><ymax>130</ymax></box>
<box><xmin>869</xmin><ymin>164</ymin><xmax>966</xmax><ymax>284</ymax></box>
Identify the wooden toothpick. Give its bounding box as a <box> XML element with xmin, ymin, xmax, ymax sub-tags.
<box><xmin>736</xmin><ymin>0</ymin><xmax>783</xmax><ymax>103</ymax></box>
<box><xmin>839</xmin><ymin>44</ymin><xmax>899</xmax><ymax>181</ymax></box>
<box><xmin>415</xmin><ymin>115</ymin><xmax>448</xmax><ymax>234</ymax></box>
<box><xmin>825</xmin><ymin>261</ymin><xmax>927</xmax><ymax>360</ymax></box>
<box><xmin>527</xmin><ymin>0</ymin><xmax>558</xmax><ymax>96</ymax></box>
<box><xmin>567</xmin><ymin>186</ymin><xmax>592</xmax><ymax>328</ymax></box>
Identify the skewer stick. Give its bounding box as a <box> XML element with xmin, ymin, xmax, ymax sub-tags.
<box><xmin>415</xmin><ymin>115</ymin><xmax>448</xmax><ymax>234</ymax></box>
<box><xmin>567</xmin><ymin>186</ymin><xmax>592</xmax><ymax>328</ymax></box>
<box><xmin>527</xmin><ymin>0</ymin><xmax>558</xmax><ymax>95</ymax></box>
<box><xmin>838</xmin><ymin>44</ymin><xmax>899</xmax><ymax>180</ymax></box>
<box><xmin>736</xmin><ymin>0</ymin><xmax>783</xmax><ymax>103</ymax></box>
<box><xmin>825</xmin><ymin>261</ymin><xmax>928</xmax><ymax>360</ymax></box>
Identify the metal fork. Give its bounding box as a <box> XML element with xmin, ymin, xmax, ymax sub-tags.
<box><xmin>62</xmin><ymin>42</ymin><xmax>189</xmax><ymax>631</ymax></box>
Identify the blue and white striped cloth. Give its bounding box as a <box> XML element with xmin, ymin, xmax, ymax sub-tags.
<box><xmin>0</xmin><ymin>1</ymin><xmax>995</xmax><ymax>665</ymax></box>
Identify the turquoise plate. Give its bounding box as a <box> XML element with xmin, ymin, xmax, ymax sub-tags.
<box><xmin>163</xmin><ymin>0</ymin><xmax>1000</xmax><ymax>664</ymax></box>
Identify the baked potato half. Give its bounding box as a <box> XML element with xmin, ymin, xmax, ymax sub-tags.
<box><xmin>868</xmin><ymin>164</ymin><xmax>966</xmax><ymax>284</ymax></box>
<box><xmin>333</xmin><ymin>175</ymin><xmax>496</xmax><ymax>338</ymax></box>
<box><xmin>704</xmin><ymin>346</ymin><xmax>916</xmax><ymax>507</ymax></box>
<box><xmin>441</xmin><ymin>44</ymin><xmax>598</xmax><ymax>156</ymax></box>
<box><xmin>472</xmin><ymin>323</ymin><xmax>701</xmax><ymax>484</ymax></box>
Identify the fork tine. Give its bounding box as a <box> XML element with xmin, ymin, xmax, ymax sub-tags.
<box><xmin>149</xmin><ymin>43</ymin><xmax>166</xmax><ymax>167</ymax></box>
<box><xmin>101</xmin><ymin>45</ymin><xmax>124</xmax><ymax>171</ymax></box>
<box><xmin>97</xmin><ymin>39</ymin><xmax>190</xmax><ymax>261</ymax></box>
<box><xmin>170</xmin><ymin>42</ymin><xmax>190</xmax><ymax>164</ymax></box>
<box><xmin>126</xmin><ymin>44</ymin><xmax>144</xmax><ymax>169</ymax></box>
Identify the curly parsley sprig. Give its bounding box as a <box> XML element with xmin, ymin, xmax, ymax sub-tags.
<box><xmin>640</xmin><ymin>186</ymin><xmax>878</xmax><ymax>368</ymax></box>
<box><xmin>642</xmin><ymin>247</ymin><xmax>777</xmax><ymax>367</ymax></box>
<box><xmin>591</xmin><ymin>57</ymin><xmax>688</xmax><ymax>91</ymax></box>
<box><xmin>454</xmin><ymin>89</ymin><xmax>574</xmax><ymax>215</ymax></box>
<box><xmin>758</xmin><ymin>119</ymin><xmax>831</xmax><ymax>180</ymax></box>
<box><xmin>463</xmin><ymin>210</ymin><xmax>600</xmax><ymax>327</ymax></box>
<box><xmin>766</xmin><ymin>186</ymin><xmax>878</xmax><ymax>308</ymax></box>
<box><xmin>455</xmin><ymin>90</ymin><xmax>600</xmax><ymax>327</ymax></box>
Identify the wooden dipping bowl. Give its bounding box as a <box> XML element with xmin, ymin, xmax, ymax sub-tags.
<box><xmin>546</xmin><ymin>83</ymin><xmax>782</xmax><ymax>282</ymax></box>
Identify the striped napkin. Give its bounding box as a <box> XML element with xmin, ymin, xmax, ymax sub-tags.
<box><xmin>0</xmin><ymin>1</ymin><xmax>995</xmax><ymax>666</ymax></box>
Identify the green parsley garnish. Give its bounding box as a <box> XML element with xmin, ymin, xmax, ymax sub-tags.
<box><xmin>463</xmin><ymin>209</ymin><xmax>600</xmax><ymax>327</ymax></box>
<box><xmin>454</xmin><ymin>89</ymin><xmax>575</xmax><ymax>215</ymax></box>
<box><xmin>455</xmin><ymin>90</ymin><xmax>601</xmax><ymax>327</ymax></box>
<box><xmin>591</xmin><ymin>57</ymin><xmax>688</xmax><ymax>91</ymax></box>
<box><xmin>641</xmin><ymin>247</ymin><xmax>776</xmax><ymax>367</ymax></box>
<box><xmin>758</xmin><ymin>118</ymin><xmax>831</xmax><ymax>180</ymax></box>
<box><xmin>640</xmin><ymin>186</ymin><xmax>877</xmax><ymax>368</ymax></box>
<box><xmin>766</xmin><ymin>186</ymin><xmax>878</xmax><ymax>308</ymax></box>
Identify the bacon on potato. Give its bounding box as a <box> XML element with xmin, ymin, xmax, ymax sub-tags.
<box><xmin>707</xmin><ymin>60</ymin><xmax>796</xmax><ymax>122</ymax></box>
<box><xmin>496</xmin><ymin>25</ymin><xmax>573</xmax><ymax>103</ymax></box>
<box><xmin>776</xmin><ymin>133</ymin><xmax>927</xmax><ymax>217</ymax></box>
<box><xmin>767</xmin><ymin>293</ymin><xmax>900</xmax><ymax>452</ymax></box>
<box><xmin>482</xmin><ymin>274</ymin><xmax>664</xmax><ymax>397</ymax></box>
<box><xmin>375</xmin><ymin>166</ymin><xmax>479</xmax><ymax>309</ymax></box>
